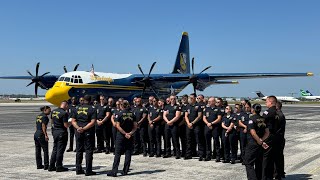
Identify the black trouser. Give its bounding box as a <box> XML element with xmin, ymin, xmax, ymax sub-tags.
<box><xmin>204</xmin><ymin>125</ymin><xmax>221</xmax><ymax>158</ymax></box>
<box><xmin>178</xmin><ymin>124</ymin><xmax>186</xmax><ymax>157</ymax></box>
<box><xmin>218</xmin><ymin>125</ymin><xmax>224</xmax><ymax>158</ymax></box>
<box><xmin>50</xmin><ymin>129</ymin><xmax>68</xmax><ymax>168</ymax></box>
<box><xmin>186</xmin><ymin>124</ymin><xmax>205</xmax><ymax>158</ymax></box>
<box><xmin>75</xmin><ymin>127</ymin><xmax>94</xmax><ymax>172</ymax></box>
<box><xmin>245</xmin><ymin>141</ymin><xmax>263</xmax><ymax>180</ymax></box>
<box><xmin>240</xmin><ymin>129</ymin><xmax>247</xmax><ymax>161</ymax></box>
<box><xmin>105</xmin><ymin>121</ymin><xmax>114</xmax><ymax>151</ymax></box>
<box><xmin>34</xmin><ymin>131</ymin><xmax>49</xmax><ymax>168</ymax></box>
<box><xmin>139</xmin><ymin>125</ymin><xmax>148</xmax><ymax>154</ymax></box>
<box><xmin>222</xmin><ymin>129</ymin><xmax>237</xmax><ymax>161</ymax></box>
<box><xmin>96</xmin><ymin>123</ymin><xmax>106</xmax><ymax>151</ymax></box>
<box><xmin>164</xmin><ymin>124</ymin><xmax>181</xmax><ymax>156</ymax></box>
<box><xmin>68</xmin><ymin>126</ymin><xmax>75</xmax><ymax>150</ymax></box>
<box><xmin>133</xmin><ymin>127</ymin><xmax>141</xmax><ymax>153</ymax></box>
<box><xmin>111</xmin><ymin>133</ymin><xmax>133</xmax><ymax>174</ymax></box>
<box><xmin>262</xmin><ymin>135</ymin><xmax>274</xmax><ymax>180</ymax></box>
<box><xmin>112</xmin><ymin>125</ymin><xmax>117</xmax><ymax>149</ymax></box>
<box><xmin>148</xmin><ymin>124</ymin><xmax>162</xmax><ymax>156</ymax></box>
<box><xmin>274</xmin><ymin>135</ymin><xmax>285</xmax><ymax>178</ymax></box>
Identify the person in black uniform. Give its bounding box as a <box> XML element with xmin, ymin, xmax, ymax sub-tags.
<box><xmin>233</xmin><ymin>104</ymin><xmax>243</xmax><ymax>162</ymax></box>
<box><xmin>148</xmin><ymin>98</ymin><xmax>163</xmax><ymax>157</ymax></box>
<box><xmin>221</xmin><ymin>106</ymin><xmax>237</xmax><ymax>164</ymax></box>
<box><xmin>178</xmin><ymin>94</ymin><xmax>188</xmax><ymax>157</ymax></box>
<box><xmin>107</xmin><ymin>97</ymin><xmax>115</xmax><ymax>153</ymax></box>
<box><xmin>48</xmin><ymin>101</ymin><xmax>70</xmax><ymax>172</ymax></box>
<box><xmin>215</xmin><ymin>97</ymin><xmax>225</xmax><ymax>160</ymax></box>
<box><xmin>185</xmin><ymin>93</ymin><xmax>205</xmax><ymax>161</ymax></box>
<box><xmin>94</xmin><ymin>95</ymin><xmax>111</xmax><ymax>153</ymax></box>
<box><xmin>71</xmin><ymin>95</ymin><xmax>97</xmax><ymax>176</ymax></box>
<box><xmin>274</xmin><ymin>101</ymin><xmax>286</xmax><ymax>179</ymax></box>
<box><xmin>238</xmin><ymin>101</ymin><xmax>251</xmax><ymax>165</ymax></box>
<box><xmin>261</xmin><ymin>95</ymin><xmax>278</xmax><ymax>180</ymax></box>
<box><xmin>132</xmin><ymin>98</ymin><xmax>148</xmax><ymax>156</ymax></box>
<box><xmin>111</xmin><ymin>100</ymin><xmax>122</xmax><ymax>151</ymax></box>
<box><xmin>163</xmin><ymin>95</ymin><xmax>182</xmax><ymax>159</ymax></box>
<box><xmin>203</xmin><ymin>97</ymin><xmax>222</xmax><ymax>162</ymax></box>
<box><xmin>67</xmin><ymin>97</ymin><xmax>77</xmax><ymax>152</ymax></box>
<box><xmin>34</xmin><ymin>106</ymin><xmax>51</xmax><ymax>170</ymax></box>
<box><xmin>245</xmin><ymin>103</ymin><xmax>270</xmax><ymax>180</ymax></box>
<box><xmin>108</xmin><ymin>100</ymin><xmax>137</xmax><ymax>177</ymax></box>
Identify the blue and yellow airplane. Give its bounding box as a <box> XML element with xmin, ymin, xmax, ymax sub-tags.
<box><xmin>0</xmin><ymin>32</ymin><xmax>313</xmax><ymax>106</ymax></box>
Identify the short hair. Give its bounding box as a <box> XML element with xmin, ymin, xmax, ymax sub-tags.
<box><xmin>246</xmin><ymin>101</ymin><xmax>252</xmax><ymax>107</ymax></box>
<box><xmin>40</xmin><ymin>106</ymin><xmax>50</xmax><ymax>112</ymax></box>
<box><xmin>216</xmin><ymin>97</ymin><xmax>223</xmax><ymax>102</ymax></box>
<box><xmin>84</xmin><ymin>95</ymin><xmax>91</xmax><ymax>103</ymax></box>
<box><xmin>267</xmin><ymin>96</ymin><xmax>277</xmax><ymax>104</ymax></box>
<box><xmin>198</xmin><ymin>94</ymin><xmax>204</xmax><ymax>98</ymax></box>
<box><xmin>190</xmin><ymin>93</ymin><xmax>196</xmax><ymax>98</ymax></box>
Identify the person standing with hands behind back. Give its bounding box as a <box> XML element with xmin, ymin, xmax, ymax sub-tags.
<box><xmin>34</xmin><ymin>106</ymin><xmax>51</xmax><ymax>170</ymax></box>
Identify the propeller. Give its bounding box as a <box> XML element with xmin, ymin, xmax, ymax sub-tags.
<box><xmin>26</xmin><ymin>62</ymin><xmax>50</xmax><ymax>97</ymax></box>
<box><xmin>188</xmin><ymin>57</ymin><xmax>211</xmax><ymax>95</ymax></box>
<box><xmin>63</xmin><ymin>64</ymin><xmax>80</xmax><ymax>73</ymax></box>
<box><xmin>136</xmin><ymin>62</ymin><xmax>158</xmax><ymax>97</ymax></box>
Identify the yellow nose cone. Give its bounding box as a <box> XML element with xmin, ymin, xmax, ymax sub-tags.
<box><xmin>45</xmin><ymin>82</ymin><xmax>71</xmax><ymax>106</ymax></box>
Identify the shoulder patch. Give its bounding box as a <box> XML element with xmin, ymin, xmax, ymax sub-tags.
<box><xmin>249</xmin><ymin>120</ymin><xmax>253</xmax><ymax>124</ymax></box>
<box><xmin>263</xmin><ymin>111</ymin><xmax>269</xmax><ymax>115</ymax></box>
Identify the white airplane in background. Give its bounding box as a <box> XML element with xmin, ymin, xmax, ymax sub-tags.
<box><xmin>300</xmin><ymin>89</ymin><xmax>320</xmax><ymax>101</ymax></box>
<box><xmin>255</xmin><ymin>91</ymin><xmax>300</xmax><ymax>103</ymax></box>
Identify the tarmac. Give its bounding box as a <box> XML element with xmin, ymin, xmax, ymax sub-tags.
<box><xmin>0</xmin><ymin>103</ymin><xmax>319</xmax><ymax>179</ymax></box>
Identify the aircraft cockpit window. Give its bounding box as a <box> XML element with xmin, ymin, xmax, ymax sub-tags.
<box><xmin>58</xmin><ymin>77</ymin><xmax>65</xmax><ymax>81</ymax></box>
<box><xmin>64</xmin><ymin>77</ymin><xmax>71</xmax><ymax>82</ymax></box>
<box><xmin>74</xmin><ymin>79</ymin><xmax>79</xmax><ymax>83</ymax></box>
<box><xmin>71</xmin><ymin>75</ymin><xmax>83</xmax><ymax>84</ymax></box>
<box><xmin>79</xmin><ymin>79</ymin><xmax>83</xmax><ymax>83</ymax></box>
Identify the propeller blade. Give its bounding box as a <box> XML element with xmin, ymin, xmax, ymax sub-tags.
<box><xmin>74</xmin><ymin>64</ymin><xmax>79</xmax><ymax>71</ymax></box>
<box><xmin>27</xmin><ymin>70</ymin><xmax>34</xmax><ymax>77</ymax></box>
<box><xmin>38</xmin><ymin>81</ymin><xmax>48</xmax><ymax>90</ymax></box>
<box><xmin>36</xmin><ymin>62</ymin><xmax>40</xmax><ymax>77</ymax></box>
<box><xmin>26</xmin><ymin>81</ymin><xmax>35</xmax><ymax>87</ymax></box>
<box><xmin>150</xmin><ymin>86</ymin><xmax>160</xmax><ymax>98</ymax></box>
<box><xmin>199</xmin><ymin>66</ymin><xmax>211</xmax><ymax>74</ymax></box>
<box><xmin>138</xmin><ymin>64</ymin><xmax>145</xmax><ymax>77</ymax></box>
<box><xmin>148</xmin><ymin>62</ymin><xmax>156</xmax><ymax>77</ymax></box>
<box><xmin>191</xmin><ymin>57</ymin><xmax>195</xmax><ymax>75</ymax></box>
<box><xmin>63</xmin><ymin>66</ymin><xmax>68</xmax><ymax>73</ymax></box>
<box><xmin>35</xmin><ymin>83</ymin><xmax>39</xmax><ymax>97</ymax></box>
<box><xmin>41</xmin><ymin>72</ymin><xmax>50</xmax><ymax>77</ymax></box>
<box><xmin>141</xmin><ymin>84</ymin><xmax>147</xmax><ymax>97</ymax></box>
<box><xmin>192</xmin><ymin>82</ymin><xmax>197</xmax><ymax>95</ymax></box>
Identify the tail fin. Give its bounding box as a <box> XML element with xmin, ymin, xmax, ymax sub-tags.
<box><xmin>256</xmin><ymin>91</ymin><xmax>265</xmax><ymax>98</ymax></box>
<box><xmin>172</xmin><ymin>32</ymin><xmax>190</xmax><ymax>74</ymax></box>
<box><xmin>300</xmin><ymin>89</ymin><xmax>309</xmax><ymax>96</ymax></box>
<box><xmin>306</xmin><ymin>90</ymin><xmax>313</xmax><ymax>96</ymax></box>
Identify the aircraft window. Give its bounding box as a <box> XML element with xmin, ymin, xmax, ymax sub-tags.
<box><xmin>71</xmin><ymin>78</ymin><xmax>74</xmax><ymax>83</ymax></box>
<box><xmin>74</xmin><ymin>79</ymin><xmax>79</xmax><ymax>83</ymax></box>
<box><xmin>79</xmin><ymin>79</ymin><xmax>83</xmax><ymax>83</ymax></box>
<box><xmin>72</xmin><ymin>75</ymin><xmax>75</xmax><ymax>78</ymax></box>
<box><xmin>78</xmin><ymin>76</ymin><xmax>82</xmax><ymax>78</ymax></box>
<box><xmin>58</xmin><ymin>77</ymin><xmax>65</xmax><ymax>81</ymax></box>
<box><xmin>64</xmin><ymin>77</ymin><xmax>70</xmax><ymax>82</ymax></box>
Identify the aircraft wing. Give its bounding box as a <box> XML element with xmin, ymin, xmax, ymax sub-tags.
<box><xmin>0</xmin><ymin>76</ymin><xmax>33</xmax><ymax>80</ymax></box>
<box><xmin>138</xmin><ymin>72</ymin><xmax>313</xmax><ymax>90</ymax></box>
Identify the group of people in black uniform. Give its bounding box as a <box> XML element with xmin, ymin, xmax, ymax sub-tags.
<box><xmin>34</xmin><ymin>93</ymin><xmax>286</xmax><ymax>179</ymax></box>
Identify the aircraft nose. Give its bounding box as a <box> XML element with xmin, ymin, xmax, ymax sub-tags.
<box><xmin>45</xmin><ymin>86</ymin><xmax>71</xmax><ymax>106</ymax></box>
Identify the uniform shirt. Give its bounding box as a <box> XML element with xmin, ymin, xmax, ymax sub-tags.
<box><xmin>275</xmin><ymin>110</ymin><xmax>286</xmax><ymax>136</ymax></box>
<box><xmin>73</xmin><ymin>104</ymin><xmax>97</xmax><ymax>126</ymax></box>
<box><xmin>132</xmin><ymin>106</ymin><xmax>148</xmax><ymax>127</ymax></box>
<box><xmin>111</xmin><ymin>108</ymin><xmax>121</xmax><ymax>122</ymax></box>
<box><xmin>247</xmin><ymin>114</ymin><xmax>267</xmax><ymax>143</ymax></box>
<box><xmin>239</xmin><ymin>112</ymin><xmax>251</xmax><ymax>131</ymax></box>
<box><xmin>68</xmin><ymin>104</ymin><xmax>78</xmax><ymax>119</ymax></box>
<box><xmin>185</xmin><ymin>103</ymin><xmax>202</xmax><ymax>125</ymax></box>
<box><xmin>96</xmin><ymin>104</ymin><xmax>111</xmax><ymax>120</ymax></box>
<box><xmin>203</xmin><ymin>106</ymin><xmax>222</xmax><ymax>124</ymax></box>
<box><xmin>36</xmin><ymin>112</ymin><xmax>49</xmax><ymax>132</ymax></box>
<box><xmin>117</xmin><ymin>108</ymin><xmax>136</xmax><ymax>133</ymax></box>
<box><xmin>262</xmin><ymin>106</ymin><xmax>277</xmax><ymax>134</ymax></box>
<box><xmin>51</xmin><ymin>108</ymin><xmax>69</xmax><ymax>131</ymax></box>
<box><xmin>222</xmin><ymin>113</ymin><xmax>235</xmax><ymax>132</ymax></box>
<box><xmin>148</xmin><ymin>106</ymin><xmax>163</xmax><ymax>125</ymax></box>
<box><xmin>233</xmin><ymin>112</ymin><xmax>245</xmax><ymax>127</ymax></box>
<box><xmin>164</xmin><ymin>104</ymin><xmax>181</xmax><ymax>125</ymax></box>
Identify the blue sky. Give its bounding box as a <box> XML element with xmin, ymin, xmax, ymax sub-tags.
<box><xmin>0</xmin><ymin>1</ymin><xmax>319</xmax><ymax>98</ymax></box>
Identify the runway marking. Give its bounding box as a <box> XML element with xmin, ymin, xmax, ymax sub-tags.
<box><xmin>289</xmin><ymin>153</ymin><xmax>320</xmax><ymax>173</ymax></box>
<box><xmin>309</xmin><ymin>166</ymin><xmax>320</xmax><ymax>174</ymax></box>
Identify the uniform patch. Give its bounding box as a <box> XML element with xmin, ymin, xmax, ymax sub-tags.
<box><xmin>206</xmin><ymin>112</ymin><xmax>209</xmax><ymax>117</ymax></box>
<box><xmin>249</xmin><ymin>120</ymin><xmax>253</xmax><ymax>124</ymax></box>
<box><xmin>140</xmin><ymin>109</ymin><xmax>143</xmax><ymax>112</ymax></box>
<box><xmin>195</xmin><ymin>106</ymin><xmax>199</xmax><ymax>110</ymax></box>
<box><xmin>214</xmin><ymin>109</ymin><xmax>218</xmax><ymax>112</ymax></box>
<box><xmin>263</xmin><ymin>111</ymin><xmax>269</xmax><ymax>115</ymax></box>
<box><xmin>241</xmin><ymin>116</ymin><xmax>245</xmax><ymax>121</ymax></box>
